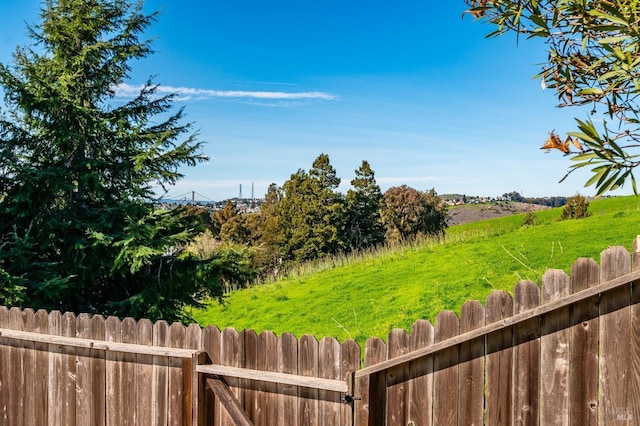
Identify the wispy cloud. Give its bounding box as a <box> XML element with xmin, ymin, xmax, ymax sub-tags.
<box><xmin>114</xmin><ymin>83</ymin><xmax>337</xmax><ymax>102</ymax></box>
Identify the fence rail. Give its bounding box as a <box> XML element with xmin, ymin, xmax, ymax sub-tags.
<box><xmin>1</xmin><ymin>239</ymin><xmax>640</xmax><ymax>424</ymax></box>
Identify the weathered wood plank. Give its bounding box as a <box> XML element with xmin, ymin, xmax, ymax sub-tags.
<box><xmin>48</xmin><ymin>310</ymin><xmax>64</xmax><ymax>426</ymax></box>
<box><xmin>34</xmin><ymin>309</ymin><xmax>50</xmax><ymax>425</ymax></box>
<box><xmin>408</xmin><ymin>319</ymin><xmax>434</xmax><ymax>426</ymax></box>
<box><xmin>319</xmin><ymin>337</ymin><xmax>341</xmax><ymax>426</ymax></box>
<box><xmin>220</xmin><ymin>327</ymin><xmax>243</xmax><ymax>426</ymax></box>
<box><xmin>202</xmin><ymin>325</ymin><xmax>221</xmax><ymax>426</ymax></box>
<box><xmin>0</xmin><ymin>306</ymin><xmax>9</xmax><ymax>424</ymax></box>
<box><xmin>599</xmin><ymin>246</ymin><xmax>632</xmax><ymax>424</ymax></box>
<box><xmin>61</xmin><ymin>312</ymin><xmax>77</xmax><ymax>426</ymax></box>
<box><xmin>299</xmin><ymin>334</ymin><xmax>319</xmax><ymax>425</ymax></box>
<box><xmin>277</xmin><ymin>332</ymin><xmax>299</xmax><ymax>426</ymax></box>
<box><xmin>206</xmin><ymin>377</ymin><xmax>253</xmax><ymax>426</ymax></box>
<box><xmin>386</xmin><ymin>328</ymin><xmax>409</xmax><ymax>426</ymax></box>
<box><xmin>105</xmin><ymin>316</ymin><xmax>122</xmax><ymax>426</ymax></box>
<box><xmin>75</xmin><ymin>313</ymin><xmax>93</xmax><ymax>426</ymax></box>
<box><xmin>120</xmin><ymin>318</ymin><xmax>137</xmax><ymax>425</ymax></box>
<box><xmin>22</xmin><ymin>309</ymin><xmax>36</xmax><ymax>426</ymax></box>
<box><xmin>364</xmin><ymin>337</ymin><xmax>387</xmax><ymax>426</ymax></box>
<box><xmin>186</xmin><ymin>323</ymin><xmax>203</xmax><ymax>426</ymax></box>
<box><xmin>569</xmin><ymin>257</ymin><xmax>599</xmax><ymax>425</ymax></box>
<box><xmin>341</xmin><ymin>339</ymin><xmax>360</xmax><ymax>426</ymax></box>
<box><xmin>256</xmin><ymin>331</ymin><xmax>278</xmax><ymax>426</ymax></box>
<box><xmin>91</xmin><ymin>315</ymin><xmax>106</xmax><ymax>426</ymax></box>
<box><xmin>459</xmin><ymin>300</ymin><xmax>485</xmax><ymax>426</ymax></box>
<box><xmin>540</xmin><ymin>270</ymin><xmax>570</xmax><ymax>425</ymax></box>
<box><xmin>512</xmin><ymin>280</ymin><xmax>540</xmax><ymax>426</ymax></box>
<box><xmin>485</xmin><ymin>291</ymin><xmax>513</xmax><ymax>426</ymax></box>
<box><xmin>9</xmin><ymin>307</ymin><xmax>24</xmax><ymax>425</ymax></box>
<box><xmin>135</xmin><ymin>319</ymin><xmax>154</xmax><ymax>426</ymax></box>
<box><xmin>631</xmin><ymin>239</ymin><xmax>640</xmax><ymax>426</ymax></box>
<box><xmin>168</xmin><ymin>322</ymin><xmax>186</xmax><ymax>426</ymax></box>
<box><xmin>196</xmin><ymin>363</ymin><xmax>349</xmax><ymax>392</ymax></box>
<box><xmin>153</xmin><ymin>320</ymin><xmax>169</xmax><ymax>426</ymax></box>
<box><xmin>242</xmin><ymin>329</ymin><xmax>258</xmax><ymax>424</ymax></box>
<box><xmin>0</xmin><ymin>327</ymin><xmax>197</xmax><ymax>357</ymax></box>
<box><xmin>433</xmin><ymin>310</ymin><xmax>459</xmax><ymax>426</ymax></box>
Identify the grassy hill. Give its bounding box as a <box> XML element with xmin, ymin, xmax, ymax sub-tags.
<box><xmin>192</xmin><ymin>196</ymin><xmax>640</xmax><ymax>346</ymax></box>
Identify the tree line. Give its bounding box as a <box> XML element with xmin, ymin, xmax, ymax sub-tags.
<box><xmin>0</xmin><ymin>1</ymin><xmax>446</xmax><ymax>322</ymax></box>
<box><xmin>192</xmin><ymin>154</ymin><xmax>448</xmax><ymax>282</ymax></box>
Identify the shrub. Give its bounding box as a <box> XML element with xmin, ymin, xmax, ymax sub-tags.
<box><xmin>560</xmin><ymin>194</ymin><xmax>591</xmax><ymax>220</ymax></box>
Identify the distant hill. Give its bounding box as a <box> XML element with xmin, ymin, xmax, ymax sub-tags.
<box><xmin>447</xmin><ymin>201</ymin><xmax>550</xmax><ymax>226</ymax></box>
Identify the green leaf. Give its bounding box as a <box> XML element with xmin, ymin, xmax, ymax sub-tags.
<box><xmin>568</xmin><ymin>131</ymin><xmax>600</xmax><ymax>145</ymax></box>
<box><xmin>584</xmin><ymin>165</ymin><xmax>609</xmax><ymax>187</ymax></box>
<box><xmin>570</xmin><ymin>152</ymin><xmax>599</xmax><ymax>161</ymax></box>
<box><xmin>598</xmin><ymin>35</ymin><xmax>632</xmax><ymax>44</ymax></box>
<box><xmin>578</xmin><ymin>88</ymin><xmax>604</xmax><ymax>95</ymax></box>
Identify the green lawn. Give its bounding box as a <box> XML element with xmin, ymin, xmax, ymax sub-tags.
<box><xmin>192</xmin><ymin>196</ymin><xmax>640</xmax><ymax>346</ymax></box>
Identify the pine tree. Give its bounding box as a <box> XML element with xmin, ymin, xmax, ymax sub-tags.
<box><xmin>345</xmin><ymin>160</ymin><xmax>384</xmax><ymax>250</ymax></box>
<box><xmin>0</xmin><ymin>0</ymin><xmax>217</xmax><ymax>321</ymax></box>
<box><xmin>275</xmin><ymin>154</ymin><xmax>345</xmax><ymax>263</ymax></box>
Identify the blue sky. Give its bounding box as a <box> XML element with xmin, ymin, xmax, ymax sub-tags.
<box><xmin>1</xmin><ymin>1</ymin><xmax>629</xmax><ymax>201</ymax></box>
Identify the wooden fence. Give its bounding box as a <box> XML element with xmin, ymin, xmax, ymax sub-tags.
<box><xmin>1</xmin><ymin>241</ymin><xmax>640</xmax><ymax>424</ymax></box>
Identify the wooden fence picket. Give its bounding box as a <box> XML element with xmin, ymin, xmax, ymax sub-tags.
<box><xmin>340</xmin><ymin>339</ymin><xmax>360</xmax><ymax>425</ymax></box>
<box><xmin>9</xmin><ymin>307</ymin><xmax>24</xmax><ymax>425</ymax></box>
<box><xmin>105</xmin><ymin>316</ymin><xmax>122</xmax><ymax>426</ymax></box>
<box><xmin>186</xmin><ymin>323</ymin><xmax>203</xmax><ymax>424</ymax></box>
<box><xmin>168</xmin><ymin>322</ymin><xmax>186</xmax><ymax>425</ymax></box>
<box><xmin>599</xmin><ymin>247</ymin><xmax>632</xmax><ymax>424</ymax></box>
<box><xmin>364</xmin><ymin>336</ymin><xmax>387</xmax><ymax>426</ymax></box>
<box><xmin>48</xmin><ymin>310</ymin><xmax>63</xmax><ymax>426</ymax></box>
<box><xmin>433</xmin><ymin>310</ymin><xmax>459</xmax><ymax>426</ymax></box>
<box><xmin>485</xmin><ymin>291</ymin><xmax>513</xmax><ymax>426</ymax></box>
<box><xmin>257</xmin><ymin>331</ymin><xmax>278</xmax><ymax>425</ymax></box>
<box><xmin>299</xmin><ymin>334</ymin><xmax>319</xmax><ymax>425</ymax></box>
<box><xmin>202</xmin><ymin>325</ymin><xmax>221</xmax><ymax>425</ymax></box>
<box><xmin>278</xmin><ymin>332</ymin><xmax>299</xmax><ymax>426</ymax></box>
<box><xmin>0</xmin><ymin>306</ymin><xmax>9</xmax><ymax>423</ymax></box>
<box><xmin>61</xmin><ymin>312</ymin><xmax>77</xmax><ymax>426</ymax></box>
<box><xmin>319</xmin><ymin>337</ymin><xmax>342</xmax><ymax>425</ymax></box>
<box><xmin>21</xmin><ymin>309</ymin><xmax>36</xmax><ymax>426</ymax></box>
<box><xmin>569</xmin><ymin>257</ymin><xmax>600</xmax><ymax>425</ymax></box>
<box><xmin>541</xmin><ymin>270</ymin><xmax>571</xmax><ymax>425</ymax></box>
<box><xmin>76</xmin><ymin>313</ymin><xmax>93</xmax><ymax>426</ymax></box>
<box><xmin>34</xmin><ymin>309</ymin><xmax>50</xmax><ymax>424</ymax></box>
<box><xmin>407</xmin><ymin>319</ymin><xmax>434</xmax><ymax>426</ymax></box>
<box><xmin>120</xmin><ymin>317</ymin><xmax>137</xmax><ymax>425</ymax></box>
<box><xmin>135</xmin><ymin>319</ymin><xmax>154</xmax><ymax>425</ymax></box>
<box><xmin>90</xmin><ymin>315</ymin><xmax>106</xmax><ymax>426</ymax></box>
<box><xmin>459</xmin><ymin>300</ymin><xmax>485</xmax><ymax>426</ymax></box>
<box><xmin>632</xmin><ymin>241</ymin><xmax>640</xmax><ymax>425</ymax></box>
<box><xmin>241</xmin><ymin>328</ymin><xmax>258</xmax><ymax>423</ymax></box>
<box><xmin>386</xmin><ymin>328</ymin><xmax>409</xmax><ymax>426</ymax></box>
<box><xmin>152</xmin><ymin>320</ymin><xmax>169</xmax><ymax>426</ymax></box>
<box><xmin>220</xmin><ymin>327</ymin><xmax>243</xmax><ymax>425</ymax></box>
<box><xmin>512</xmin><ymin>280</ymin><xmax>540</xmax><ymax>425</ymax></box>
